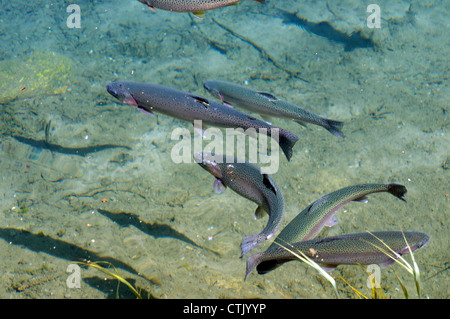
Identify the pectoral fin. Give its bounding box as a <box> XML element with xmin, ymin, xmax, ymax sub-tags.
<box><xmin>213</xmin><ymin>178</ymin><xmax>226</xmax><ymax>194</ymax></box>
<box><xmin>193</xmin><ymin>11</ymin><xmax>205</xmax><ymax>18</ymax></box>
<box><xmin>353</xmin><ymin>195</ymin><xmax>369</xmax><ymax>203</ymax></box>
<box><xmin>325</xmin><ymin>215</ymin><xmax>338</xmax><ymax>227</ymax></box>
<box><xmin>260</xmin><ymin>114</ymin><xmax>273</xmax><ymax>125</ymax></box>
<box><xmin>255</xmin><ymin>206</ymin><xmax>266</xmax><ymax>219</ymax></box>
<box><xmin>294</xmin><ymin>120</ymin><xmax>309</xmax><ymax>128</ymax></box>
<box><xmin>321</xmin><ymin>264</ymin><xmax>337</xmax><ymax>272</ymax></box>
<box><xmin>137</xmin><ymin>106</ymin><xmax>155</xmax><ymax>117</ymax></box>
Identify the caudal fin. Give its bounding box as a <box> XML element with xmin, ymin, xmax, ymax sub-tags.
<box><xmin>241</xmin><ymin>233</ymin><xmax>264</xmax><ymax>257</ymax></box>
<box><xmin>387</xmin><ymin>183</ymin><xmax>407</xmax><ymax>202</ymax></box>
<box><xmin>277</xmin><ymin>129</ymin><xmax>299</xmax><ymax>161</ymax></box>
<box><xmin>245</xmin><ymin>252</ymin><xmax>263</xmax><ymax>280</ymax></box>
<box><xmin>324</xmin><ymin>119</ymin><xmax>344</xmax><ymax>138</ymax></box>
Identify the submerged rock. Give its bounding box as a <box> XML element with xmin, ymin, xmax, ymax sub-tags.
<box><xmin>0</xmin><ymin>50</ymin><xmax>72</xmax><ymax>104</ymax></box>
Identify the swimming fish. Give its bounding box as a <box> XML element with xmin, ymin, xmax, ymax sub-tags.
<box><xmin>194</xmin><ymin>152</ymin><xmax>284</xmax><ymax>256</ymax></box>
<box><xmin>106</xmin><ymin>81</ymin><xmax>299</xmax><ymax>161</ymax></box>
<box><xmin>138</xmin><ymin>0</ymin><xmax>264</xmax><ymax>18</ymax></box>
<box><xmin>245</xmin><ymin>231</ymin><xmax>430</xmax><ymax>279</ymax></box>
<box><xmin>268</xmin><ymin>183</ymin><xmax>407</xmax><ymax>249</ymax></box>
<box><xmin>203</xmin><ymin>80</ymin><xmax>344</xmax><ymax>138</ymax></box>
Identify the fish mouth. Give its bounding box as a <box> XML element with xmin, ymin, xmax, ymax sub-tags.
<box><xmin>106</xmin><ymin>82</ymin><xmax>139</xmax><ymax>107</ymax></box>
<box><xmin>203</xmin><ymin>81</ymin><xmax>223</xmax><ymax>100</ymax></box>
<box><xmin>194</xmin><ymin>152</ymin><xmax>223</xmax><ymax>178</ymax></box>
<box><xmin>106</xmin><ymin>83</ymin><xmax>120</xmax><ymax>99</ymax></box>
<box><xmin>193</xmin><ymin>152</ymin><xmax>205</xmax><ymax>166</ymax></box>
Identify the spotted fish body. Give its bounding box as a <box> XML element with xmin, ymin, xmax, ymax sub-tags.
<box><xmin>203</xmin><ymin>80</ymin><xmax>344</xmax><ymax>138</ymax></box>
<box><xmin>245</xmin><ymin>231</ymin><xmax>430</xmax><ymax>279</ymax></box>
<box><xmin>106</xmin><ymin>81</ymin><xmax>299</xmax><ymax>161</ymax></box>
<box><xmin>138</xmin><ymin>0</ymin><xmax>263</xmax><ymax>17</ymax></box>
<box><xmin>268</xmin><ymin>183</ymin><xmax>407</xmax><ymax>250</ymax></box>
<box><xmin>194</xmin><ymin>152</ymin><xmax>284</xmax><ymax>256</ymax></box>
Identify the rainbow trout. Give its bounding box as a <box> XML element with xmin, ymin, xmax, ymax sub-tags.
<box><xmin>203</xmin><ymin>80</ymin><xmax>344</xmax><ymax>138</ymax></box>
<box><xmin>245</xmin><ymin>231</ymin><xmax>430</xmax><ymax>279</ymax></box>
<box><xmin>138</xmin><ymin>0</ymin><xmax>264</xmax><ymax>18</ymax></box>
<box><xmin>268</xmin><ymin>183</ymin><xmax>407</xmax><ymax>249</ymax></box>
<box><xmin>194</xmin><ymin>152</ymin><xmax>284</xmax><ymax>256</ymax></box>
<box><xmin>106</xmin><ymin>81</ymin><xmax>299</xmax><ymax>161</ymax></box>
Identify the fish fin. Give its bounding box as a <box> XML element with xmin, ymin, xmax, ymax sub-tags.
<box><xmin>245</xmin><ymin>252</ymin><xmax>263</xmax><ymax>280</ymax></box>
<box><xmin>137</xmin><ymin>106</ymin><xmax>155</xmax><ymax>117</ymax></box>
<box><xmin>257</xmin><ymin>91</ymin><xmax>279</xmax><ymax>102</ymax></box>
<box><xmin>324</xmin><ymin>119</ymin><xmax>344</xmax><ymax>138</ymax></box>
<box><xmin>380</xmin><ymin>259</ymin><xmax>396</xmax><ymax>268</ymax></box>
<box><xmin>308</xmin><ymin>194</ymin><xmax>329</xmax><ymax>213</ymax></box>
<box><xmin>294</xmin><ymin>120</ymin><xmax>309</xmax><ymax>128</ymax></box>
<box><xmin>262</xmin><ymin>174</ymin><xmax>277</xmax><ymax>195</ymax></box>
<box><xmin>189</xmin><ymin>94</ymin><xmax>210</xmax><ymax>107</ymax></box>
<box><xmin>255</xmin><ymin>206</ymin><xmax>266</xmax><ymax>219</ymax></box>
<box><xmin>241</xmin><ymin>233</ymin><xmax>263</xmax><ymax>257</ymax></box>
<box><xmin>321</xmin><ymin>264</ymin><xmax>337</xmax><ymax>272</ymax></box>
<box><xmin>192</xmin><ymin>11</ymin><xmax>205</xmax><ymax>18</ymax></box>
<box><xmin>213</xmin><ymin>178</ymin><xmax>226</xmax><ymax>194</ymax></box>
<box><xmin>353</xmin><ymin>195</ymin><xmax>369</xmax><ymax>203</ymax></box>
<box><xmin>387</xmin><ymin>183</ymin><xmax>407</xmax><ymax>202</ymax></box>
<box><xmin>278</xmin><ymin>128</ymin><xmax>299</xmax><ymax>161</ymax></box>
<box><xmin>325</xmin><ymin>215</ymin><xmax>338</xmax><ymax>227</ymax></box>
<box><xmin>223</xmin><ymin>100</ymin><xmax>234</xmax><ymax>108</ymax></box>
<box><xmin>254</xmin><ymin>0</ymin><xmax>265</xmax><ymax>3</ymax></box>
<box><xmin>147</xmin><ymin>5</ymin><xmax>157</xmax><ymax>13</ymax></box>
<box><xmin>260</xmin><ymin>114</ymin><xmax>273</xmax><ymax>125</ymax></box>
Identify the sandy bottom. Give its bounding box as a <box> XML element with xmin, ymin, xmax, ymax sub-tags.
<box><xmin>0</xmin><ymin>0</ymin><xmax>448</xmax><ymax>298</ymax></box>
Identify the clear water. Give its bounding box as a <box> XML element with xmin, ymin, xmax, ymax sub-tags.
<box><xmin>0</xmin><ymin>0</ymin><xmax>448</xmax><ymax>299</ymax></box>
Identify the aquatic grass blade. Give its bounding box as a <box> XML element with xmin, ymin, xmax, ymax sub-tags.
<box><xmin>365</xmin><ymin>231</ymin><xmax>422</xmax><ymax>298</ymax></box>
<box><xmin>274</xmin><ymin>240</ymin><xmax>339</xmax><ymax>298</ymax></box>
<box><xmin>338</xmin><ymin>275</ymin><xmax>368</xmax><ymax>299</ymax></box>
<box><xmin>76</xmin><ymin>261</ymin><xmax>143</xmax><ymax>299</ymax></box>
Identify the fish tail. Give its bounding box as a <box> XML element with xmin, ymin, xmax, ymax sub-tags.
<box><xmin>324</xmin><ymin>119</ymin><xmax>344</xmax><ymax>138</ymax></box>
<box><xmin>241</xmin><ymin>233</ymin><xmax>264</xmax><ymax>257</ymax></box>
<box><xmin>244</xmin><ymin>252</ymin><xmax>263</xmax><ymax>281</ymax></box>
<box><xmin>277</xmin><ymin>129</ymin><xmax>299</xmax><ymax>161</ymax></box>
<box><xmin>387</xmin><ymin>183</ymin><xmax>407</xmax><ymax>202</ymax></box>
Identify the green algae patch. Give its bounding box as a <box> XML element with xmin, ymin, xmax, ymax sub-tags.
<box><xmin>0</xmin><ymin>51</ymin><xmax>73</xmax><ymax>104</ymax></box>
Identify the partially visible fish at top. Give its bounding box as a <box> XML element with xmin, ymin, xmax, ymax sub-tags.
<box><xmin>138</xmin><ymin>0</ymin><xmax>265</xmax><ymax>18</ymax></box>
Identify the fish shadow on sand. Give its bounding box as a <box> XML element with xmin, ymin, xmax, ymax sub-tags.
<box><xmin>82</xmin><ymin>275</ymin><xmax>157</xmax><ymax>299</ymax></box>
<box><xmin>0</xmin><ymin>227</ymin><xmax>142</xmax><ymax>278</ymax></box>
<box><xmin>12</xmin><ymin>135</ymin><xmax>131</xmax><ymax>157</ymax></box>
<box><xmin>97</xmin><ymin>209</ymin><xmax>204</xmax><ymax>250</ymax></box>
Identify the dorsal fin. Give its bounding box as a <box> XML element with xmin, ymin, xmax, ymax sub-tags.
<box><xmin>189</xmin><ymin>94</ymin><xmax>210</xmax><ymax>107</ymax></box>
<box><xmin>308</xmin><ymin>195</ymin><xmax>329</xmax><ymax>213</ymax></box>
<box><xmin>257</xmin><ymin>91</ymin><xmax>278</xmax><ymax>101</ymax></box>
<box><xmin>262</xmin><ymin>174</ymin><xmax>277</xmax><ymax>195</ymax></box>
